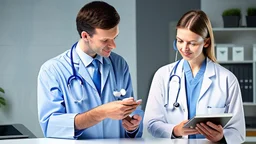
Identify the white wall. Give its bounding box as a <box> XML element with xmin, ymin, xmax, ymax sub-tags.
<box><xmin>0</xmin><ymin>0</ymin><xmax>136</xmax><ymax>137</ymax></box>
<box><xmin>201</xmin><ymin>0</ymin><xmax>256</xmax><ymax>27</ymax></box>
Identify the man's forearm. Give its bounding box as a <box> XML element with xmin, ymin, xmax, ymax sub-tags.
<box><xmin>75</xmin><ymin>106</ymin><xmax>106</xmax><ymax>130</ymax></box>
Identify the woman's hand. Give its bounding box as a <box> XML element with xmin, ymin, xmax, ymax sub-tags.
<box><xmin>196</xmin><ymin>121</ymin><xmax>224</xmax><ymax>142</ymax></box>
<box><xmin>173</xmin><ymin>120</ymin><xmax>199</xmax><ymax>137</ymax></box>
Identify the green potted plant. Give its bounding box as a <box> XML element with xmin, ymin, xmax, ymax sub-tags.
<box><xmin>246</xmin><ymin>7</ymin><xmax>256</xmax><ymax>27</ymax></box>
<box><xmin>222</xmin><ymin>8</ymin><xmax>241</xmax><ymax>27</ymax></box>
<box><xmin>0</xmin><ymin>87</ymin><xmax>6</xmax><ymax>107</ymax></box>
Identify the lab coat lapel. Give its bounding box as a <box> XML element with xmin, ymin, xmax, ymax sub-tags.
<box><xmin>77</xmin><ymin>61</ymin><xmax>97</xmax><ymax>91</ymax></box>
<box><xmin>102</xmin><ymin>57</ymin><xmax>111</xmax><ymax>91</ymax></box>
<box><xmin>198</xmin><ymin>58</ymin><xmax>215</xmax><ymax>101</ymax></box>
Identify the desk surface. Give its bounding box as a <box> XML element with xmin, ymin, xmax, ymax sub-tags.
<box><xmin>0</xmin><ymin>138</ymin><xmax>218</xmax><ymax>144</ymax></box>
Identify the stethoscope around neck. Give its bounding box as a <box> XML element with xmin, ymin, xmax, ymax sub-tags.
<box><xmin>67</xmin><ymin>42</ymin><xmax>126</xmax><ymax>103</ymax></box>
<box><xmin>164</xmin><ymin>60</ymin><xmax>182</xmax><ymax>109</ymax></box>
<box><xmin>164</xmin><ymin>40</ymin><xmax>183</xmax><ymax>110</ymax></box>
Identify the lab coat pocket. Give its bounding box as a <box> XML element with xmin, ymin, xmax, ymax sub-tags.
<box><xmin>207</xmin><ymin>107</ymin><xmax>225</xmax><ymax>115</ymax></box>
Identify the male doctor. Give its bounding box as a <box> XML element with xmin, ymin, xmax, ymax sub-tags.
<box><xmin>37</xmin><ymin>1</ymin><xmax>143</xmax><ymax>139</ymax></box>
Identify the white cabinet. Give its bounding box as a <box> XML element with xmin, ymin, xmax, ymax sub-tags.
<box><xmin>213</xmin><ymin>28</ymin><xmax>256</xmax><ymax>104</ymax></box>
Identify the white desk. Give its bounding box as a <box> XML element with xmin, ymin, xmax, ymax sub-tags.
<box><xmin>0</xmin><ymin>138</ymin><xmax>218</xmax><ymax>144</ymax></box>
<box><xmin>246</xmin><ymin>137</ymin><xmax>256</xmax><ymax>143</ymax></box>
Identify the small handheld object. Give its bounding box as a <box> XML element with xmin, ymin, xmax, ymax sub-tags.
<box><xmin>122</xmin><ymin>97</ymin><xmax>134</xmax><ymax>101</ymax></box>
<box><xmin>136</xmin><ymin>99</ymin><xmax>142</xmax><ymax>103</ymax></box>
<box><xmin>183</xmin><ymin>113</ymin><xmax>233</xmax><ymax>129</ymax></box>
<box><xmin>122</xmin><ymin>98</ymin><xmax>142</xmax><ymax>104</ymax></box>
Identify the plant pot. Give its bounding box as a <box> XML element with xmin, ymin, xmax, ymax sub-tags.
<box><xmin>246</xmin><ymin>16</ymin><xmax>256</xmax><ymax>27</ymax></box>
<box><xmin>222</xmin><ymin>16</ymin><xmax>240</xmax><ymax>27</ymax></box>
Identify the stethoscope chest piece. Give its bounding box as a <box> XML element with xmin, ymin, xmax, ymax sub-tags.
<box><xmin>173</xmin><ymin>102</ymin><xmax>180</xmax><ymax>108</ymax></box>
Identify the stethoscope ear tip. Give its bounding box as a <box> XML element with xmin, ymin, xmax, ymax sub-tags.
<box><xmin>113</xmin><ymin>89</ymin><xmax>127</xmax><ymax>97</ymax></box>
<box><xmin>120</xmin><ymin>89</ymin><xmax>126</xmax><ymax>95</ymax></box>
<box><xmin>113</xmin><ymin>91</ymin><xmax>121</xmax><ymax>97</ymax></box>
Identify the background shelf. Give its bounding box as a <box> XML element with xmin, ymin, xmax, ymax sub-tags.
<box><xmin>218</xmin><ymin>61</ymin><xmax>255</xmax><ymax>64</ymax></box>
<box><xmin>213</xmin><ymin>27</ymin><xmax>256</xmax><ymax>31</ymax></box>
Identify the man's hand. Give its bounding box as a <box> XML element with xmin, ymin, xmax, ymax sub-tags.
<box><xmin>122</xmin><ymin>114</ymin><xmax>142</xmax><ymax>132</ymax></box>
<box><xmin>75</xmin><ymin>97</ymin><xmax>141</xmax><ymax>130</ymax></box>
<box><xmin>100</xmin><ymin>97</ymin><xmax>141</xmax><ymax>120</ymax></box>
<box><xmin>173</xmin><ymin>120</ymin><xmax>199</xmax><ymax>137</ymax></box>
<box><xmin>196</xmin><ymin>122</ymin><xmax>224</xmax><ymax>142</ymax></box>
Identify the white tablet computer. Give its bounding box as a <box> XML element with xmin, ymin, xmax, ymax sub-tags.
<box><xmin>183</xmin><ymin>113</ymin><xmax>233</xmax><ymax>129</ymax></box>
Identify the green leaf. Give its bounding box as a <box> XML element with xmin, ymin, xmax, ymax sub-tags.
<box><xmin>0</xmin><ymin>87</ymin><xmax>5</xmax><ymax>94</ymax></box>
<box><xmin>0</xmin><ymin>97</ymin><xmax>6</xmax><ymax>106</ymax></box>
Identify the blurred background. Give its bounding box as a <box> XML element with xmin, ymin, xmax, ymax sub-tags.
<box><xmin>0</xmin><ymin>0</ymin><xmax>256</xmax><ymax>142</ymax></box>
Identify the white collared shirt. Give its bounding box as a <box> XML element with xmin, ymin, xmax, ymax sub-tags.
<box><xmin>75</xmin><ymin>43</ymin><xmax>103</xmax><ymax>78</ymax></box>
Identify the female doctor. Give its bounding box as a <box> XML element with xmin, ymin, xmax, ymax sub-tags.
<box><xmin>144</xmin><ymin>10</ymin><xmax>245</xmax><ymax>143</ymax></box>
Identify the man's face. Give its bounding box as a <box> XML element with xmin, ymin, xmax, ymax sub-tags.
<box><xmin>86</xmin><ymin>25</ymin><xmax>119</xmax><ymax>58</ymax></box>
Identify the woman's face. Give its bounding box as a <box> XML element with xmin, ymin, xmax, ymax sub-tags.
<box><xmin>176</xmin><ymin>28</ymin><xmax>207</xmax><ymax>62</ymax></box>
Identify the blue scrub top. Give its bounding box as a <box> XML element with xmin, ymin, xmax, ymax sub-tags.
<box><xmin>184</xmin><ymin>59</ymin><xmax>206</xmax><ymax>139</ymax></box>
<box><xmin>37</xmin><ymin>44</ymin><xmax>143</xmax><ymax>139</ymax></box>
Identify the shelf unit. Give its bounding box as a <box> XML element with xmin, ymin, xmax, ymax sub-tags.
<box><xmin>217</xmin><ymin>61</ymin><xmax>254</xmax><ymax>64</ymax></box>
<box><xmin>213</xmin><ymin>27</ymin><xmax>256</xmax><ymax>31</ymax></box>
<box><xmin>214</xmin><ymin>27</ymin><xmax>256</xmax><ymax>133</ymax></box>
<box><xmin>213</xmin><ymin>28</ymin><xmax>256</xmax><ymax>105</ymax></box>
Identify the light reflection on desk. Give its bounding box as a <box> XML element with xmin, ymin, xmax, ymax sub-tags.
<box><xmin>0</xmin><ymin>138</ymin><xmax>217</xmax><ymax>144</ymax></box>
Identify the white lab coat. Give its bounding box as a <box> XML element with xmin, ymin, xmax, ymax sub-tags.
<box><xmin>144</xmin><ymin>58</ymin><xmax>245</xmax><ymax>143</ymax></box>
